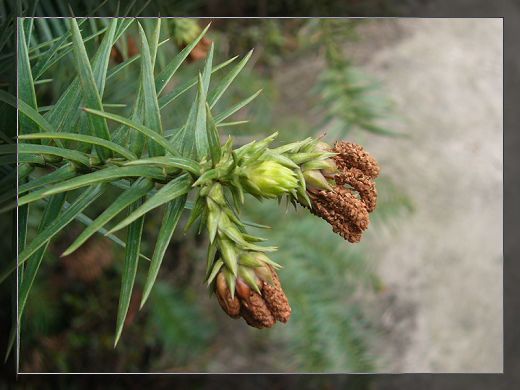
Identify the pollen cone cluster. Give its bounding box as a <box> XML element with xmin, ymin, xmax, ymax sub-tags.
<box><xmin>215</xmin><ymin>264</ymin><xmax>291</xmax><ymax>329</ymax></box>
<box><xmin>307</xmin><ymin>141</ymin><xmax>380</xmax><ymax>243</ymax></box>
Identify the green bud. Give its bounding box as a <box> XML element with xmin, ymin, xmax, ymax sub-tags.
<box><xmin>243</xmin><ymin>160</ymin><xmax>298</xmax><ymax>198</ymax></box>
<box><xmin>303</xmin><ymin>169</ymin><xmax>333</xmax><ymax>191</ymax></box>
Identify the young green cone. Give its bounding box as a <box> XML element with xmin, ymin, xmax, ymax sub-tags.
<box><xmin>241</xmin><ymin>160</ymin><xmax>298</xmax><ymax>198</ymax></box>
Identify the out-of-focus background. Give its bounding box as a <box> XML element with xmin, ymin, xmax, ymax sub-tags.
<box><xmin>20</xmin><ymin>18</ymin><xmax>502</xmax><ymax>373</ymax></box>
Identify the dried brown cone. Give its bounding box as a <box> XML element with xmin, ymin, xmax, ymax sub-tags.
<box><xmin>334</xmin><ymin>167</ymin><xmax>378</xmax><ymax>212</ymax></box>
<box><xmin>332</xmin><ymin>141</ymin><xmax>380</xmax><ymax>179</ymax></box>
<box><xmin>301</xmin><ymin>140</ymin><xmax>380</xmax><ymax>242</ymax></box>
<box><xmin>238</xmin><ymin>279</ymin><xmax>276</xmax><ymax>329</ymax></box>
<box><xmin>260</xmin><ymin>265</ymin><xmax>291</xmax><ymax>323</ymax></box>
<box><xmin>309</xmin><ymin>186</ymin><xmax>370</xmax><ymax>243</ymax></box>
<box><xmin>215</xmin><ymin>266</ymin><xmax>291</xmax><ymax>329</ymax></box>
<box><xmin>215</xmin><ymin>272</ymin><xmax>241</xmax><ymax>318</ymax></box>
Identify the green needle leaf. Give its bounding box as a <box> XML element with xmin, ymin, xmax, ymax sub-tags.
<box><xmin>0</xmin><ymin>91</ymin><xmax>61</xmax><ymax>145</ymax></box>
<box><xmin>84</xmin><ymin>108</ymin><xmax>180</xmax><ymax>157</ymax></box>
<box><xmin>43</xmin><ymin>20</ymin><xmax>130</xmax><ymax>135</ymax></box>
<box><xmin>31</xmin><ymin>18</ymin><xmax>88</xmax><ymax>80</ymax></box>
<box><xmin>194</xmin><ymin>74</ymin><xmax>209</xmax><ymax>160</ymax></box>
<box><xmin>208</xmin><ymin>49</ymin><xmax>253</xmax><ymax>109</ymax></box>
<box><xmin>62</xmin><ymin>178</ymin><xmax>154</xmax><ymax>256</ymax></box>
<box><xmin>219</xmin><ymin>238</ymin><xmax>238</xmax><ymax>276</ymax></box>
<box><xmin>18</xmin><ymin>193</ymin><xmax>66</xmax><ymax>321</ymax></box>
<box><xmin>149</xmin><ymin>19</ymin><xmax>161</xmax><ymax>69</ymax></box>
<box><xmin>124</xmin><ymin>156</ymin><xmax>201</xmax><ymax>175</ymax></box>
<box><xmin>69</xmin><ymin>18</ymin><xmax>112</xmax><ymax>160</ymax></box>
<box><xmin>158</xmin><ymin>56</ymin><xmax>238</xmax><ymax>110</ymax></box>
<box><xmin>73</xmin><ymin>209</ymin><xmax>151</xmax><ymax>263</ymax></box>
<box><xmin>205</xmin><ymin>240</ymin><xmax>218</xmax><ymax>280</ymax></box>
<box><xmin>193</xmin><ymin>43</ymin><xmax>215</xmax><ymax>160</ymax></box>
<box><xmin>173</xmin><ymin>65</ymin><xmax>212</xmax><ymax>160</ymax></box>
<box><xmin>31</xmin><ymin>27</ymin><xmax>110</xmax><ymax>80</ymax></box>
<box><xmin>214</xmin><ymin>89</ymin><xmax>262</xmax><ymax>124</ymax></box>
<box><xmin>201</xmin><ymin>42</ymin><xmax>214</xmax><ymax>95</ymax></box>
<box><xmin>106</xmin><ymin>38</ymin><xmax>169</xmax><ymax>81</ymax></box>
<box><xmin>18</xmin><ymin>166</ymin><xmax>164</xmax><ymax>206</ymax></box>
<box><xmin>91</xmin><ymin>19</ymin><xmax>117</xmax><ymax>98</ymax></box>
<box><xmin>140</xmin><ymin>195</ymin><xmax>186</xmax><ymax>308</ymax></box>
<box><xmin>216</xmin><ymin>120</ymin><xmax>249</xmax><ymax>128</ymax></box>
<box><xmin>108</xmin><ymin>174</ymin><xmax>193</xmax><ymax>234</ymax></box>
<box><xmin>184</xmin><ymin>193</ymin><xmax>205</xmax><ymax>232</ymax></box>
<box><xmin>138</xmin><ymin>22</ymin><xmax>164</xmax><ymax>157</ymax></box>
<box><xmin>206</xmin><ymin>259</ymin><xmax>224</xmax><ymax>286</ymax></box>
<box><xmin>18</xmin><ymin>132</ymin><xmax>137</xmax><ymax>160</ymax></box>
<box><xmin>18</xmin><ymin>164</ymin><xmax>77</xmax><ymax>195</ymax></box>
<box><xmin>155</xmin><ymin>23</ymin><xmax>211</xmax><ymax>95</ymax></box>
<box><xmin>205</xmin><ymin>103</ymin><xmax>222</xmax><ymax>166</ymax></box>
<box><xmin>16</xmin><ymin>143</ymin><xmax>90</xmax><ymax>167</ymax></box>
<box><xmin>17</xmin><ymin>18</ymin><xmax>39</xmax><ymax>136</ymax></box>
<box><xmin>18</xmin><ymin>185</ymin><xmax>105</xmax><ymax>266</ymax></box>
<box><xmin>114</xmin><ymin>198</ymin><xmax>145</xmax><ymax>347</ymax></box>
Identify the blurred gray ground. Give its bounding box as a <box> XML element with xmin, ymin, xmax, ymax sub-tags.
<box><xmin>278</xmin><ymin>19</ymin><xmax>503</xmax><ymax>372</ymax></box>
<box><xmin>355</xmin><ymin>19</ymin><xmax>502</xmax><ymax>373</ymax></box>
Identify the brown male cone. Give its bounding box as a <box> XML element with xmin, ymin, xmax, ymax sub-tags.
<box><xmin>332</xmin><ymin>141</ymin><xmax>380</xmax><ymax>179</ymax></box>
<box><xmin>309</xmin><ymin>186</ymin><xmax>369</xmax><ymax>243</ymax></box>
<box><xmin>215</xmin><ymin>265</ymin><xmax>291</xmax><ymax>329</ymax></box>
<box><xmin>306</xmin><ymin>140</ymin><xmax>380</xmax><ymax>243</ymax></box>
